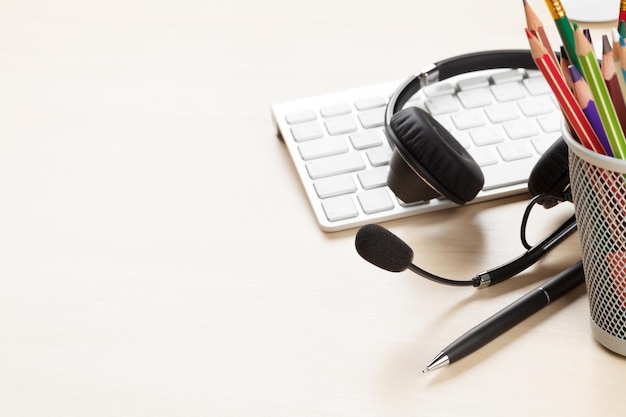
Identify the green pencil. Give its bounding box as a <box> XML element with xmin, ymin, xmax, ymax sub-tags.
<box><xmin>575</xmin><ymin>27</ymin><xmax>626</xmax><ymax>159</ymax></box>
<box><xmin>544</xmin><ymin>0</ymin><xmax>582</xmax><ymax>73</ymax></box>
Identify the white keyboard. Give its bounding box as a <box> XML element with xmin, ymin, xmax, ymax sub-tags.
<box><xmin>271</xmin><ymin>69</ymin><xmax>562</xmax><ymax>232</ymax></box>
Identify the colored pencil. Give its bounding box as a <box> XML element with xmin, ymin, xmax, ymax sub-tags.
<box><xmin>575</xmin><ymin>26</ymin><xmax>626</xmax><ymax>159</ymax></box>
<box><xmin>560</xmin><ymin>46</ymin><xmax>574</xmax><ymax>89</ymax></box>
<box><xmin>526</xmin><ymin>29</ymin><xmax>605</xmax><ymax>154</ymax></box>
<box><xmin>523</xmin><ymin>0</ymin><xmax>559</xmax><ymax>66</ymax></box>
<box><xmin>619</xmin><ymin>34</ymin><xmax>626</xmax><ymax>84</ymax></box>
<box><xmin>544</xmin><ymin>0</ymin><xmax>581</xmax><ymax>73</ymax></box>
<box><xmin>610</xmin><ymin>29</ymin><xmax>626</xmax><ymax>100</ymax></box>
<box><xmin>602</xmin><ymin>35</ymin><xmax>626</xmax><ymax>134</ymax></box>
<box><xmin>570</xmin><ymin>65</ymin><xmax>614</xmax><ymax>156</ymax></box>
<box><xmin>620</xmin><ymin>0</ymin><xmax>626</xmax><ymax>36</ymax></box>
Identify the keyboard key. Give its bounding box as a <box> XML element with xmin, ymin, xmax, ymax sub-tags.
<box><xmin>357</xmin><ymin>188</ymin><xmax>394</xmax><ymax>214</ymax></box>
<box><xmin>423</xmin><ymin>82</ymin><xmax>455</xmax><ymax>98</ymax></box>
<box><xmin>305</xmin><ymin>152</ymin><xmax>365</xmax><ymax>179</ymax></box>
<box><xmin>524</xmin><ymin>77</ymin><xmax>552</xmax><ymax>96</ymax></box>
<box><xmin>298</xmin><ymin>137</ymin><xmax>348</xmax><ymax>160</ymax></box>
<box><xmin>457</xmin><ymin>88</ymin><xmax>493</xmax><ymax>109</ymax></box>
<box><xmin>314</xmin><ymin>174</ymin><xmax>357</xmax><ymax>198</ymax></box>
<box><xmin>324</xmin><ymin>115</ymin><xmax>358</xmax><ymax>135</ymax></box>
<box><xmin>358</xmin><ymin>108</ymin><xmax>385</xmax><ymax>128</ymax></box>
<box><xmin>355</xmin><ymin>97</ymin><xmax>386</xmax><ymax>110</ymax></box>
<box><xmin>491</xmin><ymin>69</ymin><xmax>524</xmax><ymax>84</ymax></box>
<box><xmin>470</xmin><ymin>125</ymin><xmax>505</xmax><ymax>146</ymax></box>
<box><xmin>503</xmin><ymin>119</ymin><xmax>539</xmax><ymax>139</ymax></box>
<box><xmin>537</xmin><ymin>113</ymin><xmax>562</xmax><ymax>133</ymax></box>
<box><xmin>366</xmin><ymin>146</ymin><xmax>393</xmax><ymax>166</ymax></box>
<box><xmin>286</xmin><ymin>109</ymin><xmax>317</xmax><ymax>124</ymax></box>
<box><xmin>322</xmin><ymin>195</ymin><xmax>358</xmax><ymax>221</ymax></box>
<box><xmin>497</xmin><ymin>140</ymin><xmax>534</xmax><ymax>162</ymax></box>
<box><xmin>357</xmin><ymin>167</ymin><xmax>389</xmax><ymax>190</ymax></box>
<box><xmin>425</xmin><ymin>96</ymin><xmax>459</xmax><ymax>115</ymax></box>
<box><xmin>321</xmin><ymin>103</ymin><xmax>351</xmax><ymax>117</ymax></box>
<box><xmin>291</xmin><ymin>121</ymin><xmax>324</xmax><ymax>142</ymax></box>
<box><xmin>349</xmin><ymin>130</ymin><xmax>384</xmax><ymax>150</ymax></box>
<box><xmin>458</xmin><ymin>76</ymin><xmax>489</xmax><ymax>90</ymax></box>
<box><xmin>469</xmin><ymin>147</ymin><xmax>499</xmax><ymax>167</ymax></box>
<box><xmin>491</xmin><ymin>82</ymin><xmax>526</xmax><ymax>102</ymax></box>
<box><xmin>485</xmin><ymin>103</ymin><xmax>520</xmax><ymax>123</ymax></box>
<box><xmin>451</xmin><ymin>109</ymin><xmax>486</xmax><ymax>130</ymax></box>
<box><xmin>518</xmin><ymin>96</ymin><xmax>555</xmax><ymax>116</ymax></box>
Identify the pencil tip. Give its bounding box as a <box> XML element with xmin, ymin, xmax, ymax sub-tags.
<box><xmin>569</xmin><ymin>64</ymin><xmax>582</xmax><ymax>82</ymax></box>
<box><xmin>603</xmin><ymin>34</ymin><xmax>612</xmax><ymax>54</ymax></box>
<box><xmin>524</xmin><ymin>28</ymin><xmax>533</xmax><ymax>39</ymax></box>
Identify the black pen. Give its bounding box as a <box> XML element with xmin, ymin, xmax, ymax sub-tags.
<box><xmin>422</xmin><ymin>261</ymin><xmax>585</xmax><ymax>372</ymax></box>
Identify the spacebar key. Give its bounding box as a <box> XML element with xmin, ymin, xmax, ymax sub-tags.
<box><xmin>306</xmin><ymin>153</ymin><xmax>365</xmax><ymax>179</ymax></box>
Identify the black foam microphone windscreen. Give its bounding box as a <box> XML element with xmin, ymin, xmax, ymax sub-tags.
<box><xmin>355</xmin><ymin>224</ymin><xmax>414</xmax><ymax>272</ymax></box>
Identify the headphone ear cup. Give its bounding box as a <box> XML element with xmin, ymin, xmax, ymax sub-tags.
<box><xmin>387</xmin><ymin>107</ymin><xmax>484</xmax><ymax>205</ymax></box>
<box><xmin>528</xmin><ymin>137</ymin><xmax>570</xmax><ymax>208</ymax></box>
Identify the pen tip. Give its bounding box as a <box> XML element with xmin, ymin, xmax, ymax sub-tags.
<box><xmin>422</xmin><ymin>352</ymin><xmax>450</xmax><ymax>373</ymax></box>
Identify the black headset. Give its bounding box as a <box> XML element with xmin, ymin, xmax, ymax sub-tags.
<box><xmin>384</xmin><ymin>49</ymin><xmax>570</xmax><ymax>207</ymax></box>
<box><xmin>355</xmin><ymin>50</ymin><xmax>577</xmax><ymax>289</ymax></box>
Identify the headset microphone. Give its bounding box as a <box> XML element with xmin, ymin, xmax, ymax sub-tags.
<box><xmin>355</xmin><ymin>218</ymin><xmax>577</xmax><ymax>289</ymax></box>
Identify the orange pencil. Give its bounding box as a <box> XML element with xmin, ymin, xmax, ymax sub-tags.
<box><xmin>526</xmin><ymin>29</ymin><xmax>605</xmax><ymax>154</ymax></box>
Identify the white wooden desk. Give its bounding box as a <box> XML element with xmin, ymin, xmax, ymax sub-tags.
<box><xmin>0</xmin><ymin>0</ymin><xmax>623</xmax><ymax>415</ymax></box>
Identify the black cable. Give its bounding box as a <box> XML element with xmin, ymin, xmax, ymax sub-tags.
<box><xmin>520</xmin><ymin>193</ymin><xmax>572</xmax><ymax>250</ymax></box>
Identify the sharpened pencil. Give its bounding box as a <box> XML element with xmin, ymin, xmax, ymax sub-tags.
<box><xmin>544</xmin><ymin>0</ymin><xmax>581</xmax><ymax>73</ymax></box>
<box><xmin>523</xmin><ymin>0</ymin><xmax>559</xmax><ymax>66</ymax></box>
<box><xmin>570</xmin><ymin>65</ymin><xmax>614</xmax><ymax>156</ymax></box>
<box><xmin>575</xmin><ymin>26</ymin><xmax>626</xmax><ymax>158</ymax></box>
<box><xmin>620</xmin><ymin>0</ymin><xmax>626</xmax><ymax>36</ymax></box>
<box><xmin>610</xmin><ymin>28</ymin><xmax>626</xmax><ymax>102</ymax></box>
<box><xmin>602</xmin><ymin>35</ymin><xmax>626</xmax><ymax>134</ymax></box>
<box><xmin>526</xmin><ymin>29</ymin><xmax>606</xmax><ymax>154</ymax></box>
<box><xmin>560</xmin><ymin>46</ymin><xmax>574</xmax><ymax>89</ymax></box>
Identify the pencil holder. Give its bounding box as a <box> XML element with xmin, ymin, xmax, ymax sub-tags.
<box><xmin>564</xmin><ymin>125</ymin><xmax>626</xmax><ymax>356</ymax></box>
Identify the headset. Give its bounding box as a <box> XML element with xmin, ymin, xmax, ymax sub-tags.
<box><xmin>384</xmin><ymin>49</ymin><xmax>570</xmax><ymax>205</ymax></box>
<box><xmin>355</xmin><ymin>50</ymin><xmax>577</xmax><ymax>289</ymax></box>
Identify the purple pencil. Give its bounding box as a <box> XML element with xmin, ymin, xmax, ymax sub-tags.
<box><xmin>569</xmin><ymin>65</ymin><xmax>614</xmax><ymax>156</ymax></box>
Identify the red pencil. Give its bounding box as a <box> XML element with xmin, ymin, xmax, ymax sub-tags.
<box><xmin>526</xmin><ymin>29</ymin><xmax>606</xmax><ymax>154</ymax></box>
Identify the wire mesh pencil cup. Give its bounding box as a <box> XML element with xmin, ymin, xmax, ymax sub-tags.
<box><xmin>564</xmin><ymin>124</ymin><xmax>626</xmax><ymax>355</ymax></box>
